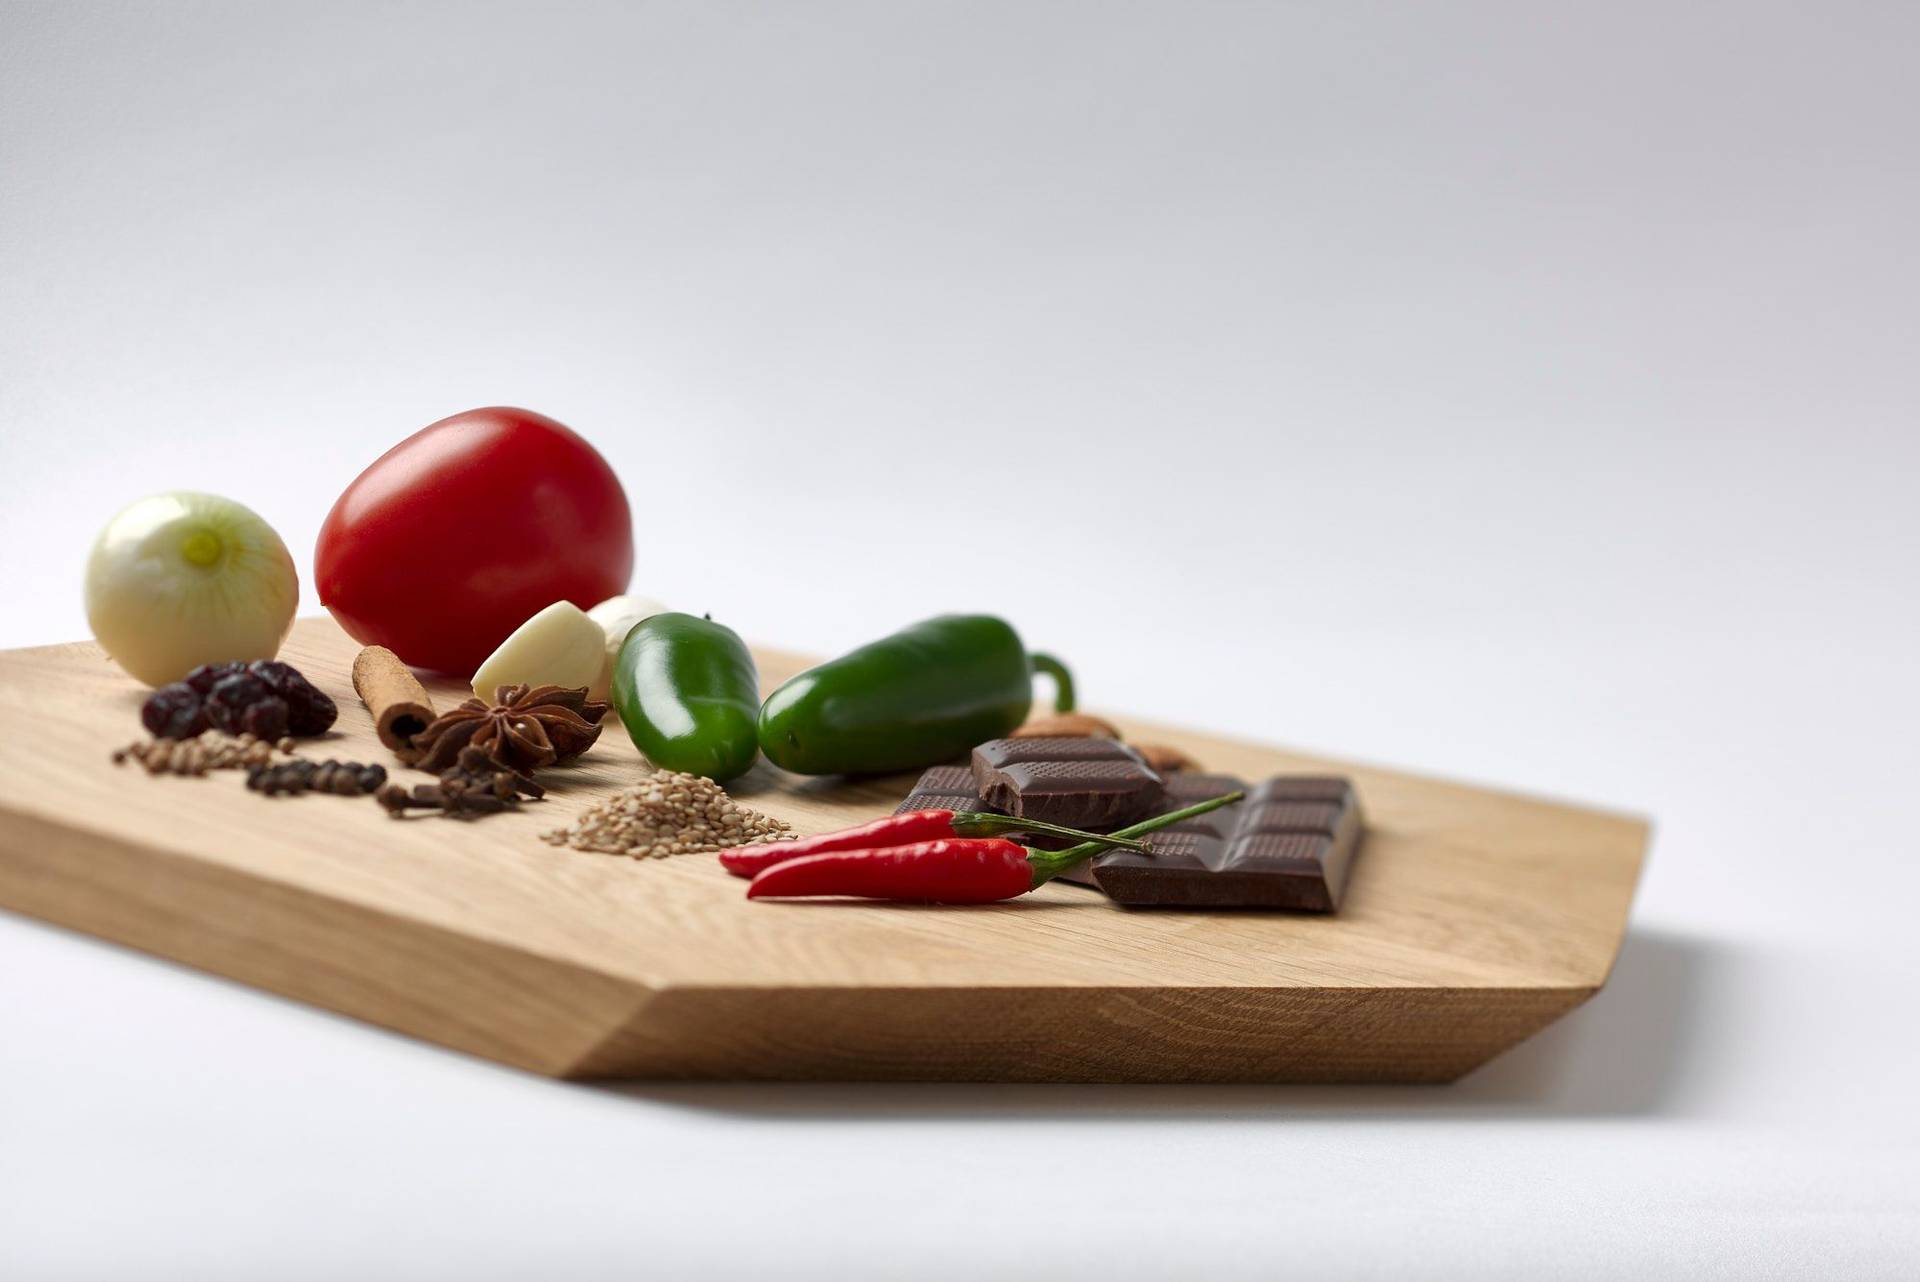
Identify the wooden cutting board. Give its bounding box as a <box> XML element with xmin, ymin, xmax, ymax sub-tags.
<box><xmin>0</xmin><ymin>618</ymin><xmax>1647</xmax><ymax>1083</ymax></box>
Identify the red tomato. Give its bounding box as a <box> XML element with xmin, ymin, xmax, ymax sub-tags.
<box><xmin>317</xmin><ymin>407</ymin><xmax>633</xmax><ymax>675</ymax></box>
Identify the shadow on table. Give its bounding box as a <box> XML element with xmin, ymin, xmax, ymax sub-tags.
<box><xmin>606</xmin><ymin>928</ymin><xmax>1731</xmax><ymax>1123</ymax></box>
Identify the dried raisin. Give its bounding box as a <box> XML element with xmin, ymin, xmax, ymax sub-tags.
<box><xmin>183</xmin><ymin>661</ymin><xmax>247</xmax><ymax>695</ymax></box>
<box><xmin>240</xmin><ymin>697</ymin><xmax>290</xmax><ymax>741</ymax></box>
<box><xmin>141</xmin><ymin>683</ymin><xmax>207</xmax><ymax>739</ymax></box>
<box><xmin>247</xmin><ymin>660</ymin><xmax>337</xmax><ymax>735</ymax></box>
<box><xmin>204</xmin><ymin>672</ymin><xmax>274</xmax><ymax>734</ymax></box>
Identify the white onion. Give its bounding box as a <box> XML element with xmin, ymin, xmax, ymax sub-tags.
<box><xmin>84</xmin><ymin>491</ymin><xmax>300</xmax><ymax>687</ymax></box>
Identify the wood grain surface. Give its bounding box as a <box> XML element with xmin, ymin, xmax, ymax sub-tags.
<box><xmin>0</xmin><ymin>619</ymin><xmax>1648</xmax><ymax>1082</ymax></box>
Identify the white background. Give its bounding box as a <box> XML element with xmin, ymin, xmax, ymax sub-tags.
<box><xmin>4</xmin><ymin>3</ymin><xmax>1918</xmax><ymax>1278</ymax></box>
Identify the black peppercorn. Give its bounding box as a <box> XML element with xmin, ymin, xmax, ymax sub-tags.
<box><xmin>246</xmin><ymin>758</ymin><xmax>387</xmax><ymax>798</ymax></box>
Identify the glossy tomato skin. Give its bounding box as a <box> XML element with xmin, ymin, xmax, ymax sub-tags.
<box><xmin>317</xmin><ymin>407</ymin><xmax>633</xmax><ymax>676</ymax></box>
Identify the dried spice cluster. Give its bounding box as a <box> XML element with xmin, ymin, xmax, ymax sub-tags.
<box><xmin>542</xmin><ymin>770</ymin><xmax>793</xmax><ymax>858</ymax></box>
<box><xmin>378</xmin><ymin>745</ymin><xmax>547</xmax><ymax>819</ymax></box>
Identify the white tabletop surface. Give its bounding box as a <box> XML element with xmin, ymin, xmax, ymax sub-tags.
<box><xmin>4</xmin><ymin>4</ymin><xmax>1917</xmax><ymax>1278</ymax></box>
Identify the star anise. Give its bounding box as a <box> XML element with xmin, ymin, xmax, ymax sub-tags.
<box><xmin>405</xmin><ymin>684</ymin><xmax>609</xmax><ymax>775</ymax></box>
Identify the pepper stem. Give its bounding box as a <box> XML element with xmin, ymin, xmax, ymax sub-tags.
<box><xmin>1029</xmin><ymin>652</ymin><xmax>1075</xmax><ymax>713</ymax></box>
<box><xmin>949</xmin><ymin>811</ymin><xmax>1149</xmax><ymax>851</ymax></box>
<box><xmin>1025</xmin><ymin>789</ymin><xmax>1246</xmax><ymax>887</ymax></box>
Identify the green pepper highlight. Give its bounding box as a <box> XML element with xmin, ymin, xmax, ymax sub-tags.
<box><xmin>757</xmin><ymin>614</ymin><xmax>1073</xmax><ymax>776</ymax></box>
<box><xmin>611</xmin><ymin>612</ymin><xmax>761</xmax><ymax>782</ymax></box>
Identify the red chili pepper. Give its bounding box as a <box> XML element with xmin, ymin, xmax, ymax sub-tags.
<box><xmin>745</xmin><ymin>790</ymin><xmax>1245</xmax><ymax>904</ymax></box>
<box><xmin>718</xmin><ymin>808</ymin><xmax>1147</xmax><ymax>878</ymax></box>
<box><xmin>747</xmin><ymin>838</ymin><xmax>1036</xmax><ymax>903</ymax></box>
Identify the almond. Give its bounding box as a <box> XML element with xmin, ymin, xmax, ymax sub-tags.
<box><xmin>1135</xmin><ymin>742</ymin><xmax>1199</xmax><ymax>774</ymax></box>
<box><xmin>1011</xmin><ymin>712</ymin><xmax>1122</xmax><ymax>740</ymax></box>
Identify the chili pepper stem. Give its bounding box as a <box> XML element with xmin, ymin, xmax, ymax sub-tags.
<box><xmin>1026</xmin><ymin>789</ymin><xmax>1246</xmax><ymax>888</ymax></box>
<box><xmin>1027</xmin><ymin>653</ymin><xmax>1075</xmax><ymax>713</ymax></box>
<box><xmin>951</xmin><ymin>811</ymin><xmax>1148</xmax><ymax>851</ymax></box>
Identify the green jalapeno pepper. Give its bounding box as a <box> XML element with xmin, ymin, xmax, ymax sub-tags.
<box><xmin>757</xmin><ymin>614</ymin><xmax>1074</xmax><ymax>776</ymax></box>
<box><xmin>611</xmin><ymin>612</ymin><xmax>761</xmax><ymax>782</ymax></box>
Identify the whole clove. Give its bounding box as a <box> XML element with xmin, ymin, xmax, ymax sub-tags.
<box><xmin>376</xmin><ymin>780</ymin><xmax>514</xmax><ymax>818</ymax></box>
<box><xmin>374</xmin><ymin>783</ymin><xmax>433</xmax><ymax>815</ymax></box>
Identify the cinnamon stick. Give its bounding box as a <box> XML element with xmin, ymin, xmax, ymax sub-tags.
<box><xmin>351</xmin><ymin>645</ymin><xmax>436</xmax><ymax>760</ymax></box>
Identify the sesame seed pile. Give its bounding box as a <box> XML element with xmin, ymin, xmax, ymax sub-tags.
<box><xmin>540</xmin><ymin>769</ymin><xmax>794</xmax><ymax>859</ymax></box>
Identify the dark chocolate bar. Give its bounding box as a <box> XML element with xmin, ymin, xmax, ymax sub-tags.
<box><xmin>970</xmin><ymin>737</ymin><xmax>1165</xmax><ymax>829</ymax></box>
<box><xmin>1089</xmin><ymin>777</ymin><xmax>1363</xmax><ymax>911</ymax></box>
<box><xmin>895</xmin><ymin>756</ymin><xmax>1363</xmax><ymax>910</ymax></box>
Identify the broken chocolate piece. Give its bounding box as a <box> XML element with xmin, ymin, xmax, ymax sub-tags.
<box><xmin>970</xmin><ymin>737</ymin><xmax>1165</xmax><ymax>830</ymax></box>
